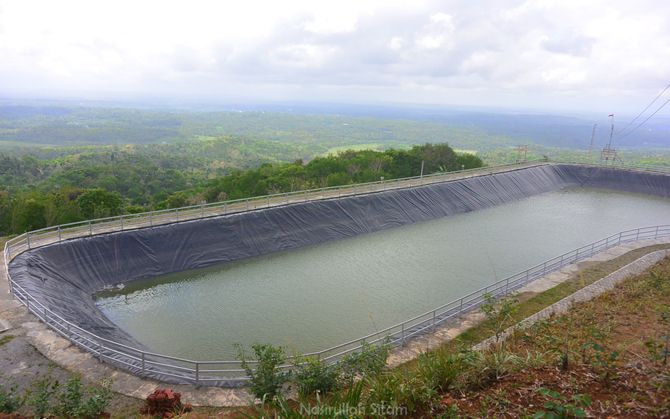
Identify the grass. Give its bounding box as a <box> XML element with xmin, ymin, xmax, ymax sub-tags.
<box><xmin>238</xmin><ymin>252</ymin><xmax>670</xmax><ymax>417</ymax></box>
<box><xmin>3</xmin><ymin>238</ymin><xmax>669</xmax><ymax>417</ymax></box>
<box><xmin>448</xmin><ymin>253</ymin><xmax>670</xmax><ymax>417</ymax></box>
<box><xmin>443</xmin><ymin>243</ymin><xmax>670</xmax><ymax>350</ymax></box>
<box><xmin>0</xmin><ymin>335</ymin><xmax>14</xmax><ymax>347</ymax></box>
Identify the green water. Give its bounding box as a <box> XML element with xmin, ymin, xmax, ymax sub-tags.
<box><xmin>97</xmin><ymin>188</ymin><xmax>670</xmax><ymax>360</ymax></box>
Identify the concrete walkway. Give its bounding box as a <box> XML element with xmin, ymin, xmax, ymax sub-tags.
<box><xmin>386</xmin><ymin>237</ymin><xmax>670</xmax><ymax>367</ymax></box>
<box><xmin>2</xmin><ymin>237</ymin><xmax>669</xmax><ymax>407</ymax></box>
<box><xmin>0</xmin><ymin>246</ymin><xmax>254</xmax><ymax>407</ymax></box>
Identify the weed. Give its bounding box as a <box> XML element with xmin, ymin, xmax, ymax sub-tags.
<box><xmin>532</xmin><ymin>388</ymin><xmax>591</xmax><ymax>418</ymax></box>
<box><xmin>80</xmin><ymin>378</ymin><xmax>113</xmax><ymax>418</ymax></box>
<box><xmin>0</xmin><ymin>335</ymin><xmax>14</xmax><ymax>347</ymax></box>
<box><xmin>292</xmin><ymin>355</ymin><xmax>340</xmax><ymax>399</ymax></box>
<box><xmin>339</xmin><ymin>341</ymin><xmax>390</xmax><ymax>383</ymax></box>
<box><xmin>415</xmin><ymin>349</ymin><xmax>461</xmax><ymax>392</ymax></box>
<box><xmin>365</xmin><ymin>371</ymin><xmax>431</xmax><ymax>414</ymax></box>
<box><xmin>480</xmin><ymin>293</ymin><xmax>518</xmax><ymax>346</ymax></box>
<box><xmin>237</xmin><ymin>343</ymin><xmax>289</xmax><ymax>399</ymax></box>
<box><xmin>0</xmin><ymin>384</ymin><xmax>23</xmax><ymax>413</ymax></box>
<box><xmin>27</xmin><ymin>376</ymin><xmax>58</xmax><ymax>418</ymax></box>
<box><xmin>54</xmin><ymin>375</ymin><xmax>84</xmax><ymax>417</ymax></box>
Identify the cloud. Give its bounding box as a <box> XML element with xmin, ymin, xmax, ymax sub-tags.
<box><xmin>0</xmin><ymin>0</ymin><xmax>669</xmax><ymax>112</ymax></box>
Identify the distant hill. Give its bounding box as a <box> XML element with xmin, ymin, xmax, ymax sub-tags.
<box><xmin>0</xmin><ymin>102</ymin><xmax>667</xmax><ymax>150</ymax></box>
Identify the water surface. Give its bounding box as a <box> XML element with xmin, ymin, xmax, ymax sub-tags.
<box><xmin>97</xmin><ymin>188</ymin><xmax>670</xmax><ymax>359</ymax></box>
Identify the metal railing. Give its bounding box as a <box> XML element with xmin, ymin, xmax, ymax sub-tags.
<box><xmin>3</xmin><ymin>159</ymin><xmax>548</xmax><ymax>262</ymax></box>
<box><xmin>3</xmin><ymin>160</ymin><xmax>670</xmax><ymax>385</ymax></box>
<box><xmin>5</xmin><ymin>224</ymin><xmax>670</xmax><ymax>384</ymax></box>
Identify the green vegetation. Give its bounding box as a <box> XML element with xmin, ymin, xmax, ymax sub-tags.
<box><xmin>0</xmin><ymin>105</ymin><xmax>515</xmax><ymax>149</ymax></box>
<box><xmin>237</xmin><ymin>343</ymin><xmax>290</xmax><ymax>399</ymax></box>
<box><xmin>292</xmin><ymin>356</ymin><xmax>340</xmax><ymax>399</ymax></box>
<box><xmin>240</xmin><ymin>253</ymin><xmax>670</xmax><ymax>417</ymax></box>
<box><xmin>0</xmin><ymin>334</ymin><xmax>15</xmax><ymax>347</ymax></box>
<box><xmin>0</xmin><ymin>376</ymin><xmax>112</xmax><ymax>418</ymax></box>
<box><xmin>0</xmin><ymin>143</ymin><xmax>481</xmax><ymax>235</ymax></box>
<box><xmin>0</xmin><ymin>385</ymin><xmax>23</xmax><ymax>413</ymax></box>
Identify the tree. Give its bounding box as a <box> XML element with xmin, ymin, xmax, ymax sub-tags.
<box><xmin>11</xmin><ymin>197</ymin><xmax>47</xmax><ymax>232</ymax></box>
<box><xmin>76</xmin><ymin>189</ymin><xmax>123</xmax><ymax>219</ymax></box>
<box><xmin>457</xmin><ymin>153</ymin><xmax>484</xmax><ymax>170</ymax></box>
<box><xmin>409</xmin><ymin>143</ymin><xmax>458</xmax><ymax>173</ymax></box>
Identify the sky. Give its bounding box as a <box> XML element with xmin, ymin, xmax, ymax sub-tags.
<box><xmin>1</xmin><ymin>0</ymin><xmax>669</xmax><ymax>114</ymax></box>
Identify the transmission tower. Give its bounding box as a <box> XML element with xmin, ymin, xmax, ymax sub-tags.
<box><xmin>601</xmin><ymin>114</ymin><xmax>622</xmax><ymax>164</ymax></box>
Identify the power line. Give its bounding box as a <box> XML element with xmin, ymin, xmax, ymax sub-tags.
<box><xmin>616</xmin><ymin>96</ymin><xmax>670</xmax><ymax>140</ymax></box>
<box><xmin>616</xmin><ymin>82</ymin><xmax>670</xmax><ymax>138</ymax></box>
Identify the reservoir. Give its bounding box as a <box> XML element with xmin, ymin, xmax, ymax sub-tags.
<box><xmin>96</xmin><ymin>188</ymin><xmax>670</xmax><ymax>360</ymax></box>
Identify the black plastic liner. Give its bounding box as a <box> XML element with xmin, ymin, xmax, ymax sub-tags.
<box><xmin>8</xmin><ymin>163</ymin><xmax>670</xmax><ymax>384</ymax></box>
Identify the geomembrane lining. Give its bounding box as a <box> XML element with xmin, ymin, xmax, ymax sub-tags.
<box><xmin>8</xmin><ymin>163</ymin><xmax>670</xmax><ymax>384</ymax></box>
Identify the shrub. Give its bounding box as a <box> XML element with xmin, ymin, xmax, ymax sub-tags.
<box><xmin>80</xmin><ymin>379</ymin><xmax>113</xmax><ymax>418</ymax></box>
<box><xmin>54</xmin><ymin>376</ymin><xmax>84</xmax><ymax>417</ymax></box>
<box><xmin>292</xmin><ymin>356</ymin><xmax>339</xmax><ymax>398</ymax></box>
<box><xmin>53</xmin><ymin>376</ymin><xmax>113</xmax><ymax>419</ymax></box>
<box><xmin>459</xmin><ymin>348</ymin><xmax>521</xmax><ymax>388</ymax></box>
<box><xmin>27</xmin><ymin>377</ymin><xmax>58</xmax><ymax>418</ymax></box>
<box><xmin>139</xmin><ymin>389</ymin><xmax>192</xmax><ymax>418</ymax></box>
<box><xmin>237</xmin><ymin>343</ymin><xmax>289</xmax><ymax>399</ymax></box>
<box><xmin>480</xmin><ymin>293</ymin><xmax>518</xmax><ymax>345</ymax></box>
<box><xmin>416</xmin><ymin>349</ymin><xmax>461</xmax><ymax>392</ymax></box>
<box><xmin>339</xmin><ymin>341</ymin><xmax>390</xmax><ymax>383</ymax></box>
<box><xmin>365</xmin><ymin>371</ymin><xmax>432</xmax><ymax>414</ymax></box>
<box><xmin>0</xmin><ymin>385</ymin><xmax>23</xmax><ymax>413</ymax></box>
<box><xmin>533</xmin><ymin>388</ymin><xmax>591</xmax><ymax>418</ymax></box>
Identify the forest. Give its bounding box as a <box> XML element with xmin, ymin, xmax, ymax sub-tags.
<box><xmin>2</xmin><ymin>103</ymin><xmax>669</xmax><ymax>236</ymax></box>
<box><xmin>0</xmin><ymin>143</ymin><xmax>482</xmax><ymax>235</ymax></box>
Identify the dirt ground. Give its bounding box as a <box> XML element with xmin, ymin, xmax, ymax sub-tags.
<box><xmin>2</xmin><ymin>242</ymin><xmax>669</xmax><ymax>417</ymax></box>
<box><xmin>444</xmin><ymin>257</ymin><xmax>670</xmax><ymax>418</ymax></box>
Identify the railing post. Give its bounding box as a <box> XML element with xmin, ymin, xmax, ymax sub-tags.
<box><xmin>618</xmin><ymin>232</ymin><xmax>622</xmax><ymax>244</ymax></box>
<box><xmin>44</xmin><ymin>307</ymin><xmax>48</xmax><ymax>324</ymax></box>
<box><xmin>223</xmin><ymin>203</ymin><xmax>227</xmax><ymax>215</ymax></box>
<box><xmin>175</xmin><ymin>208</ymin><xmax>179</xmax><ymax>222</ymax></box>
<box><xmin>58</xmin><ymin>226</ymin><xmax>62</xmax><ymax>242</ymax></box>
<box><xmin>304</xmin><ymin>190</ymin><xmax>308</xmax><ymax>202</ymax></box>
<box><xmin>559</xmin><ymin>254</ymin><xmax>563</xmax><ymax>267</ymax></box>
<box><xmin>432</xmin><ymin>311</ymin><xmax>436</xmax><ymax>330</ymax></box>
<box><xmin>88</xmin><ymin>221</ymin><xmax>92</xmax><ymax>236</ymax></box>
<box><xmin>246</xmin><ymin>199</ymin><xmax>249</xmax><ymax>211</ymax></box>
<box><xmin>267</xmin><ymin>196</ymin><xmax>270</xmax><ymax>208</ymax></box>
<box><xmin>195</xmin><ymin>362</ymin><xmax>200</xmax><ymax>385</ymax></box>
<box><xmin>655</xmin><ymin>226</ymin><xmax>659</xmax><ymax>239</ymax></box>
<box><xmin>141</xmin><ymin>352</ymin><xmax>146</xmax><ymax>374</ymax></box>
<box><xmin>401</xmin><ymin>324</ymin><xmax>405</xmax><ymax>346</ymax></box>
<box><xmin>26</xmin><ymin>233</ymin><xmax>31</xmax><ymax>249</ymax></box>
<box><xmin>120</xmin><ymin>216</ymin><xmax>124</xmax><ymax>231</ymax></box>
<box><xmin>201</xmin><ymin>203</ymin><xmax>205</xmax><ymax>218</ymax></box>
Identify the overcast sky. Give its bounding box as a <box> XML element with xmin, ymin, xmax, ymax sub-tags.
<box><xmin>1</xmin><ymin>0</ymin><xmax>669</xmax><ymax>114</ymax></box>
